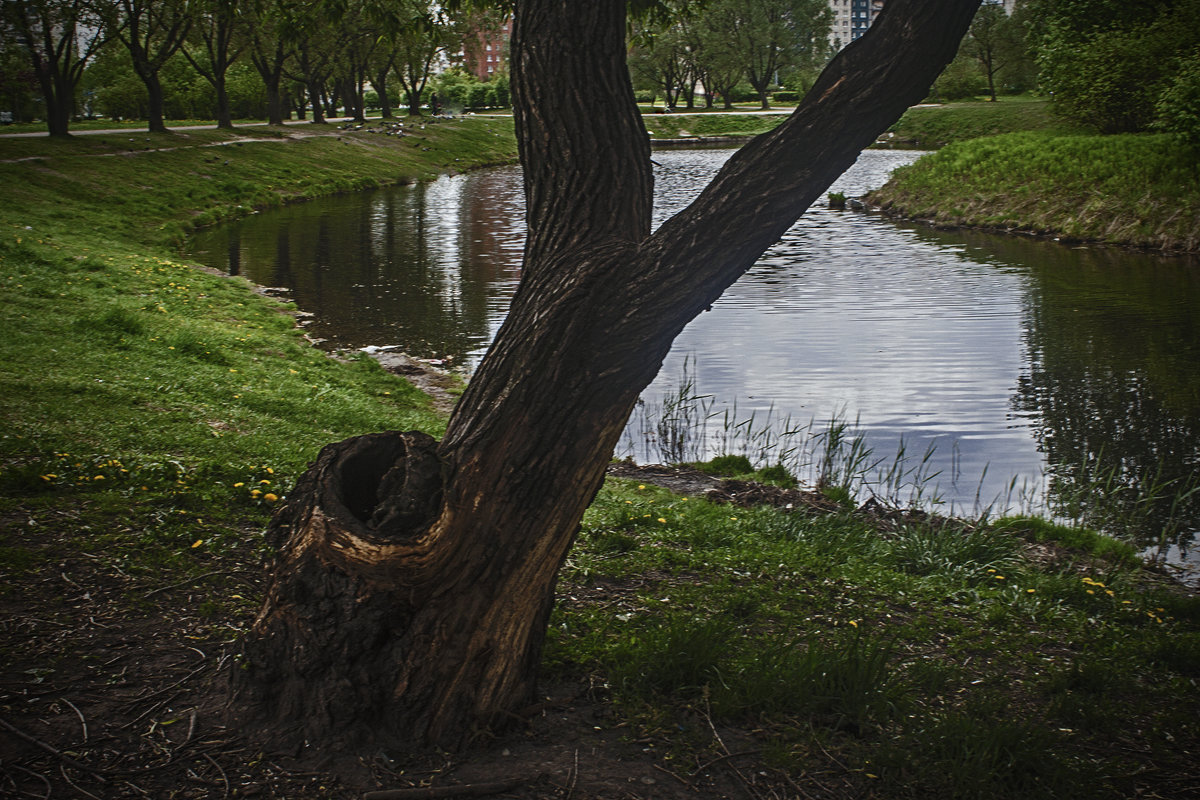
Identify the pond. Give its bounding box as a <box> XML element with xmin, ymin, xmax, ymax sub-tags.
<box><xmin>186</xmin><ymin>148</ymin><xmax>1200</xmax><ymax>579</ymax></box>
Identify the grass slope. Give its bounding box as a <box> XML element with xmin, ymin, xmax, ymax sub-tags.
<box><xmin>884</xmin><ymin>98</ymin><xmax>1084</xmax><ymax>148</ymax></box>
<box><xmin>869</xmin><ymin>131</ymin><xmax>1200</xmax><ymax>252</ymax></box>
<box><xmin>1</xmin><ymin>118</ymin><xmax>515</xmax><ymax>572</ymax></box>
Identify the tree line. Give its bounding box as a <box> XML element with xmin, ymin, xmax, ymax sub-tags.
<box><xmin>627</xmin><ymin>0</ymin><xmax>835</xmax><ymax>110</ymax></box>
<box><xmin>1</xmin><ymin>0</ymin><xmax>508</xmax><ymax>135</ymax></box>
<box><xmin>933</xmin><ymin>0</ymin><xmax>1199</xmax><ymax>140</ymax></box>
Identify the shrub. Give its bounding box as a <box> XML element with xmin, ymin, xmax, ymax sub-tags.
<box><xmin>1156</xmin><ymin>50</ymin><xmax>1200</xmax><ymax>144</ymax></box>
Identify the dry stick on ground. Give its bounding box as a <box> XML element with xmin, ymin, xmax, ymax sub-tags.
<box><xmin>59</xmin><ymin>763</ymin><xmax>104</xmax><ymax>800</ymax></box>
<box><xmin>0</xmin><ymin>715</ymin><xmax>107</xmax><ymax>778</ymax></box>
<box><xmin>702</xmin><ymin>701</ymin><xmax>763</xmax><ymax>800</ymax></box>
<box><xmin>202</xmin><ymin>752</ymin><xmax>231</xmax><ymax>798</ymax></box>
<box><xmin>8</xmin><ymin>762</ymin><xmax>53</xmax><ymax>800</ymax></box>
<box><xmin>361</xmin><ymin>777</ymin><xmax>527</xmax><ymax>800</ymax></box>
<box><xmin>62</xmin><ymin>697</ymin><xmax>88</xmax><ymax>743</ymax></box>
<box><xmin>141</xmin><ymin>569</ymin><xmax>240</xmax><ymax>599</ymax></box>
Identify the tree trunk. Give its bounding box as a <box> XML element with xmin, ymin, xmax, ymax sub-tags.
<box><xmin>215</xmin><ymin>81</ymin><xmax>233</xmax><ymax>129</ymax></box>
<box><xmin>144</xmin><ymin>71</ymin><xmax>168</xmax><ymax>133</ymax></box>
<box><xmin>229</xmin><ymin>0</ymin><xmax>981</xmax><ymax>754</ymax></box>
<box><xmin>376</xmin><ymin>67</ymin><xmax>393</xmax><ymax>118</ymax></box>
<box><xmin>308</xmin><ymin>80</ymin><xmax>326</xmax><ymax>124</ymax></box>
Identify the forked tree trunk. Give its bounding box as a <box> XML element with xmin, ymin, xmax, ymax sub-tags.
<box><xmin>229</xmin><ymin>0</ymin><xmax>980</xmax><ymax>752</ymax></box>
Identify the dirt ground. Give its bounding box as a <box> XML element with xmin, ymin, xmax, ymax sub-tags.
<box><xmin>0</xmin><ymin>465</ymin><xmax>874</xmax><ymax>800</ymax></box>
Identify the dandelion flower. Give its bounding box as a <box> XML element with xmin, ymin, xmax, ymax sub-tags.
<box><xmin>264</xmin><ymin>493</ymin><xmax>278</xmax><ymax>503</ymax></box>
<box><xmin>657</xmin><ymin>518</ymin><xmax>666</xmax><ymax>523</ymax></box>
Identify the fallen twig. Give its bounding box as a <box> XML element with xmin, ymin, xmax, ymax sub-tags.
<box><xmin>59</xmin><ymin>763</ymin><xmax>104</xmax><ymax>800</ymax></box>
<box><xmin>7</xmin><ymin>763</ymin><xmax>52</xmax><ymax>800</ymax></box>
<box><xmin>141</xmin><ymin>570</ymin><xmax>234</xmax><ymax>599</ymax></box>
<box><xmin>362</xmin><ymin>777</ymin><xmax>526</xmax><ymax>799</ymax></box>
<box><xmin>62</xmin><ymin>697</ymin><xmax>88</xmax><ymax>743</ymax></box>
<box><xmin>0</xmin><ymin>715</ymin><xmax>107</xmax><ymax>778</ymax></box>
<box><xmin>203</xmin><ymin>752</ymin><xmax>231</xmax><ymax>799</ymax></box>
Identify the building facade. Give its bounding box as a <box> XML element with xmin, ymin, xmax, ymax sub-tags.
<box><xmin>827</xmin><ymin>0</ymin><xmax>886</xmax><ymax>49</ymax></box>
<box><xmin>462</xmin><ymin>18</ymin><xmax>512</xmax><ymax>81</ymax></box>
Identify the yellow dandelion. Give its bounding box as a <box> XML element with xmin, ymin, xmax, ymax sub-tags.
<box><xmin>264</xmin><ymin>493</ymin><xmax>278</xmax><ymax>503</ymax></box>
<box><xmin>233</xmin><ymin>482</ymin><xmax>244</xmax><ymax>488</ymax></box>
<box><xmin>657</xmin><ymin>517</ymin><xmax>666</xmax><ymax>523</ymax></box>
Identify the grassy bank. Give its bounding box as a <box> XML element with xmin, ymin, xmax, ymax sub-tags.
<box><xmin>1</xmin><ymin>116</ymin><xmax>1198</xmax><ymax>798</ymax></box>
<box><xmin>883</xmin><ymin>98</ymin><xmax>1083</xmax><ymax>149</ymax></box>
<box><xmin>1</xmin><ymin>119</ymin><xmax>514</xmax><ymax>597</ymax></box>
<box><xmin>642</xmin><ymin>112</ymin><xmax>787</xmax><ymax>142</ymax></box>
<box><xmin>869</xmin><ymin>131</ymin><xmax>1200</xmax><ymax>252</ymax></box>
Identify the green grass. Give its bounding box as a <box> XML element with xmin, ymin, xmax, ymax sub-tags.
<box><xmin>642</xmin><ymin>112</ymin><xmax>787</xmax><ymax>141</ymax></box>
<box><xmin>884</xmin><ymin>98</ymin><xmax>1086</xmax><ymax>148</ymax></box>
<box><xmin>869</xmin><ymin>131</ymin><xmax>1200</xmax><ymax>252</ymax></box>
<box><xmin>548</xmin><ymin>477</ymin><xmax>1199</xmax><ymax>798</ymax></box>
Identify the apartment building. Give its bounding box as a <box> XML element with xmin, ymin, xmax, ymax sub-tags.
<box><xmin>828</xmin><ymin>0</ymin><xmax>886</xmax><ymax>49</ymax></box>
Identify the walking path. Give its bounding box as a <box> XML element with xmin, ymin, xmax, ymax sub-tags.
<box><xmin>0</xmin><ymin>108</ymin><xmax>795</xmax><ymax>138</ymax></box>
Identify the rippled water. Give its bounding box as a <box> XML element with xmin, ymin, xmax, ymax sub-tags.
<box><xmin>186</xmin><ymin>148</ymin><xmax>1200</xmax><ymax>576</ymax></box>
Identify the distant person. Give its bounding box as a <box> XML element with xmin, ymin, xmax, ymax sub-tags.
<box><xmin>430</xmin><ymin>93</ymin><xmax>441</xmax><ymax>116</ymax></box>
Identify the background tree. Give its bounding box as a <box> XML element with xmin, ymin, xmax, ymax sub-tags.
<box><xmin>179</xmin><ymin>0</ymin><xmax>246</xmax><ymax>129</ymax></box>
<box><xmin>98</xmin><ymin>0</ymin><xmax>193</xmax><ymax>133</ymax></box>
<box><xmin>246</xmin><ymin>0</ymin><xmax>299</xmax><ymax>126</ymax></box>
<box><xmin>391</xmin><ymin>3</ymin><xmax>458</xmax><ymax>116</ymax></box>
<box><xmin>3</xmin><ymin>0</ymin><xmax>108</xmax><ymax>135</ymax></box>
<box><xmin>728</xmin><ymin>0</ymin><xmax>832</xmax><ymax>109</ymax></box>
<box><xmin>227</xmin><ymin>0</ymin><xmax>980</xmax><ymax>753</ymax></box>
<box><xmin>0</xmin><ymin>41</ymin><xmax>41</xmax><ymax>122</ymax></box>
<box><xmin>961</xmin><ymin>1</ymin><xmax>1019</xmax><ymax>101</ymax></box>
<box><xmin>1030</xmin><ymin>0</ymin><xmax>1200</xmax><ymax>133</ymax></box>
<box><xmin>627</xmin><ymin>19</ymin><xmax>691</xmax><ymax>108</ymax></box>
<box><xmin>286</xmin><ymin>2</ymin><xmax>342</xmax><ymax>125</ymax></box>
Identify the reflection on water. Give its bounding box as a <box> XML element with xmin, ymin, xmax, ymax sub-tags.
<box><xmin>192</xmin><ymin>166</ymin><xmax>526</xmax><ymax>363</ymax></box>
<box><xmin>186</xmin><ymin>149</ymin><xmax>1200</xmax><ymax>575</ymax></box>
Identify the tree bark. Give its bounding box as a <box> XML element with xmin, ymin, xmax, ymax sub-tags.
<box><xmin>230</xmin><ymin>0</ymin><xmax>981</xmax><ymax>753</ymax></box>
